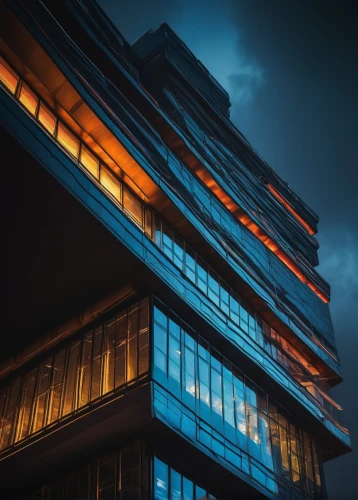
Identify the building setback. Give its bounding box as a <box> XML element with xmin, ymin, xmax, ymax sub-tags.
<box><xmin>0</xmin><ymin>1</ymin><xmax>351</xmax><ymax>499</ymax></box>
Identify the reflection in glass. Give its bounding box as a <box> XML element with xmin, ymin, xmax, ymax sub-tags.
<box><xmin>153</xmin><ymin>302</ymin><xmax>323</xmax><ymax>497</ymax></box>
<box><xmin>154</xmin><ymin>457</ymin><xmax>214</xmax><ymax>500</ymax></box>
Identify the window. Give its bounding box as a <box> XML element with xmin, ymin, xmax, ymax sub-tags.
<box><xmin>153</xmin><ymin>307</ymin><xmax>168</xmax><ymax>375</ymax></box>
<box><xmin>168</xmin><ymin>319</ymin><xmax>181</xmax><ymax>384</ymax></box>
<box><xmin>98</xmin><ymin>454</ymin><xmax>116</xmax><ymax>499</ymax></box>
<box><xmin>91</xmin><ymin>328</ymin><xmax>103</xmax><ymax>401</ymax></box>
<box><xmin>138</xmin><ymin>299</ymin><xmax>149</xmax><ymax>376</ymax></box>
<box><xmin>38</xmin><ymin>102</ymin><xmax>56</xmax><ymax>136</ymax></box>
<box><xmin>100</xmin><ymin>166</ymin><xmax>122</xmax><ymax>203</ymax></box>
<box><xmin>115</xmin><ymin>313</ymin><xmax>127</xmax><ymax>388</ymax></box>
<box><xmin>184</xmin><ymin>333</ymin><xmax>196</xmax><ymax>398</ymax></box>
<box><xmin>57</xmin><ymin>122</ymin><xmax>80</xmax><ymax>158</ymax></box>
<box><xmin>120</xmin><ymin>442</ymin><xmax>141</xmax><ymax>499</ymax></box>
<box><xmin>171</xmin><ymin>469</ymin><xmax>182</xmax><ymax>499</ymax></box>
<box><xmin>162</xmin><ymin>223</ymin><xmax>174</xmax><ymax>260</ymax></box>
<box><xmin>211</xmin><ymin>358</ymin><xmax>222</xmax><ymax>417</ymax></box>
<box><xmin>223</xmin><ymin>366</ymin><xmax>235</xmax><ymax>428</ymax></box>
<box><xmin>79</xmin><ymin>332</ymin><xmax>93</xmax><ymax>408</ymax></box>
<box><xmin>197</xmin><ymin>258</ymin><xmax>208</xmax><ymax>294</ymax></box>
<box><xmin>154</xmin><ymin>458</ymin><xmax>168</xmax><ymax>499</ymax></box>
<box><xmin>103</xmin><ymin>320</ymin><xmax>116</xmax><ymax>394</ymax></box>
<box><xmin>19</xmin><ymin>82</ymin><xmax>38</xmax><ymax>116</ymax></box>
<box><xmin>127</xmin><ymin>304</ymin><xmax>139</xmax><ymax>381</ymax></box>
<box><xmin>16</xmin><ymin>368</ymin><xmax>37</xmax><ymax>441</ymax></box>
<box><xmin>35</xmin><ymin>442</ymin><xmax>142</xmax><ymax>500</ymax></box>
<box><xmin>0</xmin><ymin>57</ymin><xmax>19</xmax><ymax>93</ymax></box>
<box><xmin>198</xmin><ymin>348</ymin><xmax>210</xmax><ymax>407</ymax></box>
<box><xmin>208</xmin><ymin>271</ymin><xmax>220</xmax><ymax>306</ymax></box>
<box><xmin>80</xmin><ymin>145</ymin><xmax>99</xmax><ymax>179</ymax></box>
<box><xmin>48</xmin><ymin>349</ymin><xmax>65</xmax><ymax>424</ymax></box>
<box><xmin>32</xmin><ymin>357</ymin><xmax>52</xmax><ymax>433</ymax></box>
<box><xmin>123</xmin><ymin>187</ymin><xmax>142</xmax><ymax>225</ymax></box>
<box><xmin>184</xmin><ymin>247</ymin><xmax>196</xmax><ymax>284</ymax></box>
<box><xmin>62</xmin><ymin>339</ymin><xmax>80</xmax><ymax>416</ymax></box>
<box><xmin>0</xmin><ymin>377</ymin><xmax>21</xmax><ymax>450</ymax></box>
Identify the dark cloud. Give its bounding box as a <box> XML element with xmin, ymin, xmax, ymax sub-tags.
<box><xmin>227</xmin><ymin>59</ymin><xmax>264</xmax><ymax>105</ymax></box>
<box><xmin>100</xmin><ymin>0</ymin><xmax>358</xmax><ymax>495</ymax></box>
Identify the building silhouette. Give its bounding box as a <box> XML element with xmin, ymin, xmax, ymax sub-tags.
<box><xmin>0</xmin><ymin>1</ymin><xmax>351</xmax><ymax>498</ymax></box>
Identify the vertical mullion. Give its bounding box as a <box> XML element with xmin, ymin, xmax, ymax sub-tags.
<box><xmin>88</xmin><ymin>329</ymin><xmax>95</xmax><ymax>405</ymax></box>
<box><xmin>54</xmin><ymin>116</ymin><xmax>59</xmax><ymax>142</ymax></box>
<box><xmin>125</xmin><ymin>307</ymin><xmax>129</xmax><ymax>386</ymax></box>
<box><xmin>34</xmin><ymin>96</ymin><xmax>41</xmax><ymax>121</ymax></box>
<box><xmin>78</xmin><ymin>141</ymin><xmax>83</xmax><ymax>167</ymax></box>
<box><xmin>59</xmin><ymin>344</ymin><xmax>70</xmax><ymax>419</ymax></box>
<box><xmin>148</xmin><ymin>296</ymin><xmax>154</xmax><ymax>381</ymax></box>
<box><xmin>9</xmin><ymin>375</ymin><xmax>24</xmax><ymax>447</ymax></box>
<box><xmin>76</xmin><ymin>336</ymin><xmax>84</xmax><ymax>410</ymax></box>
<box><xmin>43</xmin><ymin>351</ymin><xmax>55</xmax><ymax>428</ymax></box>
<box><xmin>14</xmin><ymin>77</ymin><xmax>22</xmax><ymax>99</ymax></box>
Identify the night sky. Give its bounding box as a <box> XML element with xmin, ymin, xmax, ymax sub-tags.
<box><xmin>100</xmin><ymin>1</ymin><xmax>358</xmax><ymax>497</ymax></box>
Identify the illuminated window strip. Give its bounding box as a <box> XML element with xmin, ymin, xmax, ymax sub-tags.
<box><xmin>0</xmin><ymin>299</ymin><xmax>149</xmax><ymax>452</ymax></box>
<box><xmin>0</xmin><ymin>58</ymin><xmax>338</xmax><ymax>393</ymax></box>
<box><xmin>267</xmin><ymin>183</ymin><xmax>316</xmax><ymax>236</ymax></box>
<box><xmin>156</xmin><ymin>118</ymin><xmax>327</xmax><ymax>302</ymax></box>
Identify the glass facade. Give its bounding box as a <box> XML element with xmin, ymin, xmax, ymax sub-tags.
<box><xmin>0</xmin><ymin>299</ymin><xmax>148</xmax><ymax>452</ymax></box>
<box><xmin>0</xmin><ymin>56</ymin><xmax>342</xmax><ymax>433</ymax></box>
<box><xmin>32</xmin><ymin>441</ymin><xmax>143</xmax><ymax>500</ymax></box>
<box><xmin>153</xmin><ymin>302</ymin><xmax>324</xmax><ymax>499</ymax></box>
<box><xmin>32</xmin><ymin>450</ymin><xmax>216</xmax><ymax>500</ymax></box>
<box><xmin>154</xmin><ymin>457</ymin><xmax>215</xmax><ymax>500</ymax></box>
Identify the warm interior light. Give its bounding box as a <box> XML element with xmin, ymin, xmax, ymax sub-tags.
<box><xmin>0</xmin><ymin>56</ymin><xmax>19</xmax><ymax>93</ymax></box>
<box><xmin>80</xmin><ymin>145</ymin><xmax>100</xmax><ymax>179</ymax></box>
<box><xmin>100</xmin><ymin>167</ymin><xmax>122</xmax><ymax>203</ymax></box>
<box><xmin>123</xmin><ymin>187</ymin><xmax>143</xmax><ymax>225</ymax></box>
<box><xmin>57</xmin><ymin>122</ymin><xmax>80</xmax><ymax>158</ymax></box>
<box><xmin>38</xmin><ymin>103</ymin><xmax>56</xmax><ymax>136</ymax></box>
<box><xmin>19</xmin><ymin>82</ymin><xmax>38</xmax><ymax>116</ymax></box>
<box><xmin>267</xmin><ymin>183</ymin><xmax>316</xmax><ymax>236</ymax></box>
<box><xmin>159</xmin><ymin>128</ymin><xmax>329</xmax><ymax>303</ymax></box>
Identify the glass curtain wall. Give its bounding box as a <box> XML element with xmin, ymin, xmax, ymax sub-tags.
<box><xmin>0</xmin><ymin>56</ymin><xmax>340</xmax><ymax>427</ymax></box>
<box><xmin>32</xmin><ymin>441</ymin><xmax>143</xmax><ymax>500</ymax></box>
<box><xmin>0</xmin><ymin>299</ymin><xmax>149</xmax><ymax>452</ymax></box>
<box><xmin>152</xmin><ymin>301</ymin><xmax>323</xmax><ymax>499</ymax></box>
<box><xmin>154</xmin><ymin>456</ymin><xmax>216</xmax><ymax>500</ymax></box>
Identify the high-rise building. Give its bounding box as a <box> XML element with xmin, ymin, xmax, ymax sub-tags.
<box><xmin>0</xmin><ymin>1</ymin><xmax>351</xmax><ymax>498</ymax></box>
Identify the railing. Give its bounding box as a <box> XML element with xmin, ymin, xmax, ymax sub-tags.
<box><xmin>0</xmin><ymin>55</ymin><xmax>344</xmax><ymax>431</ymax></box>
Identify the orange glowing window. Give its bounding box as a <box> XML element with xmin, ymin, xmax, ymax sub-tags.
<box><xmin>123</xmin><ymin>186</ymin><xmax>143</xmax><ymax>225</ymax></box>
<box><xmin>267</xmin><ymin>184</ymin><xmax>315</xmax><ymax>236</ymax></box>
<box><xmin>19</xmin><ymin>83</ymin><xmax>38</xmax><ymax>116</ymax></box>
<box><xmin>80</xmin><ymin>146</ymin><xmax>99</xmax><ymax>179</ymax></box>
<box><xmin>57</xmin><ymin>122</ymin><xmax>80</xmax><ymax>158</ymax></box>
<box><xmin>38</xmin><ymin>103</ymin><xmax>56</xmax><ymax>136</ymax></box>
<box><xmin>0</xmin><ymin>57</ymin><xmax>19</xmax><ymax>94</ymax></box>
<box><xmin>100</xmin><ymin>166</ymin><xmax>122</xmax><ymax>203</ymax></box>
